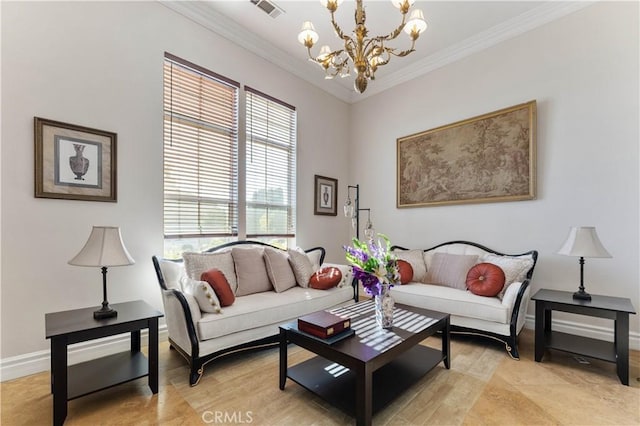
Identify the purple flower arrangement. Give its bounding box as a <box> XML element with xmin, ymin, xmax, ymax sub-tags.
<box><xmin>344</xmin><ymin>234</ymin><xmax>400</xmax><ymax>297</ymax></box>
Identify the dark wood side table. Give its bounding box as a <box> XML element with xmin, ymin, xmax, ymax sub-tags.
<box><xmin>532</xmin><ymin>289</ymin><xmax>636</xmax><ymax>385</ymax></box>
<box><xmin>45</xmin><ymin>300</ymin><xmax>163</xmax><ymax>425</ymax></box>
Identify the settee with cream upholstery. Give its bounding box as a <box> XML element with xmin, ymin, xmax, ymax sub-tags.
<box><xmin>152</xmin><ymin>241</ymin><xmax>355</xmax><ymax>386</ymax></box>
<box><xmin>391</xmin><ymin>241</ymin><xmax>538</xmax><ymax>359</ymax></box>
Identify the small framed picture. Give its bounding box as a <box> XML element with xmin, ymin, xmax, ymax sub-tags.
<box><xmin>314</xmin><ymin>175</ymin><xmax>338</xmax><ymax>216</ymax></box>
<box><xmin>34</xmin><ymin>117</ymin><xmax>117</xmax><ymax>202</ymax></box>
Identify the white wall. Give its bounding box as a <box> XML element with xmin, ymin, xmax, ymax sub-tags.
<box><xmin>0</xmin><ymin>1</ymin><xmax>350</xmax><ymax>360</ymax></box>
<box><xmin>2</xmin><ymin>0</ymin><xmax>638</xmax><ymax>374</ymax></box>
<box><xmin>349</xmin><ymin>2</ymin><xmax>639</xmax><ymax>336</ymax></box>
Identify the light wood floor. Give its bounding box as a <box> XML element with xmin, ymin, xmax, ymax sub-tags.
<box><xmin>1</xmin><ymin>329</ymin><xmax>639</xmax><ymax>425</ymax></box>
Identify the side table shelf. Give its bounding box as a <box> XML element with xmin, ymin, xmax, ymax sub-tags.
<box><xmin>543</xmin><ymin>331</ymin><xmax>616</xmax><ymax>363</ymax></box>
<box><xmin>532</xmin><ymin>289</ymin><xmax>636</xmax><ymax>386</ymax></box>
<box><xmin>67</xmin><ymin>352</ymin><xmax>148</xmax><ymax>400</ymax></box>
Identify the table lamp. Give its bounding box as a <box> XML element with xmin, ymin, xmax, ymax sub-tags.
<box><xmin>69</xmin><ymin>226</ymin><xmax>135</xmax><ymax>319</ymax></box>
<box><xmin>557</xmin><ymin>226</ymin><xmax>611</xmax><ymax>301</ymax></box>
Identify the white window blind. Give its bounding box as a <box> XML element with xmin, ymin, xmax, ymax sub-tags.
<box><xmin>245</xmin><ymin>87</ymin><xmax>296</xmax><ymax>238</ymax></box>
<box><xmin>163</xmin><ymin>53</ymin><xmax>240</xmax><ymax>239</ymax></box>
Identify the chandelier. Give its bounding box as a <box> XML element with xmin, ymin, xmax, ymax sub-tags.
<box><xmin>297</xmin><ymin>0</ymin><xmax>427</xmax><ymax>94</ymax></box>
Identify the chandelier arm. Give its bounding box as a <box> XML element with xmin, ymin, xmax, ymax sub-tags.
<box><xmin>373</xmin><ymin>49</ymin><xmax>392</xmax><ymax>67</ymax></box>
<box><xmin>363</xmin><ymin>38</ymin><xmax>382</xmax><ymax>59</ymax></box>
<box><xmin>330</xmin><ymin>10</ymin><xmax>349</xmax><ymax>41</ymax></box>
<box><xmin>305</xmin><ymin>47</ymin><xmax>319</xmax><ymax>62</ymax></box>
<box><xmin>326</xmin><ymin>67</ymin><xmax>341</xmax><ymax>77</ymax></box>
<box><xmin>333</xmin><ymin>54</ymin><xmax>349</xmax><ymax>68</ymax></box>
<box><xmin>344</xmin><ymin>39</ymin><xmax>357</xmax><ymax>62</ymax></box>
<box><xmin>307</xmin><ymin>45</ymin><xmax>346</xmax><ymax>63</ymax></box>
<box><xmin>385</xmin><ymin>41</ymin><xmax>417</xmax><ymax>58</ymax></box>
<box><xmin>319</xmin><ymin>49</ymin><xmax>350</xmax><ymax>78</ymax></box>
<box><xmin>379</xmin><ymin>13</ymin><xmax>408</xmax><ymax>42</ymax></box>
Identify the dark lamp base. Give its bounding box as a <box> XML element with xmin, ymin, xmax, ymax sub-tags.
<box><xmin>573</xmin><ymin>291</ymin><xmax>592</xmax><ymax>301</ymax></box>
<box><xmin>94</xmin><ymin>307</ymin><xmax>118</xmax><ymax>320</ymax></box>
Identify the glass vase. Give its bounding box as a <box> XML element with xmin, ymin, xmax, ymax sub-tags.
<box><xmin>374</xmin><ymin>284</ymin><xmax>394</xmax><ymax>329</ymax></box>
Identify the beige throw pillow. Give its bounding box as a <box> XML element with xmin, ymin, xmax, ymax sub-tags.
<box><xmin>232</xmin><ymin>248</ymin><xmax>273</xmax><ymax>296</ymax></box>
<box><xmin>181</xmin><ymin>276</ymin><xmax>222</xmax><ymax>313</ymax></box>
<box><xmin>183</xmin><ymin>251</ymin><xmax>238</xmax><ymax>294</ymax></box>
<box><xmin>303</xmin><ymin>247</ymin><xmax>323</xmax><ymax>271</ymax></box>
<box><xmin>423</xmin><ymin>253</ymin><xmax>479</xmax><ymax>290</ymax></box>
<box><xmin>288</xmin><ymin>249</ymin><xmax>315</xmax><ymax>288</ymax></box>
<box><xmin>263</xmin><ymin>247</ymin><xmax>297</xmax><ymax>293</ymax></box>
<box><xmin>393</xmin><ymin>249</ymin><xmax>427</xmax><ymax>282</ymax></box>
<box><xmin>482</xmin><ymin>253</ymin><xmax>535</xmax><ymax>298</ymax></box>
<box><xmin>157</xmin><ymin>259</ymin><xmax>185</xmax><ymax>290</ymax></box>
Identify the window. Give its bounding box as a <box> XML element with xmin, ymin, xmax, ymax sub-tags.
<box><xmin>245</xmin><ymin>87</ymin><xmax>297</xmax><ymax>246</ymax></box>
<box><xmin>163</xmin><ymin>54</ymin><xmax>296</xmax><ymax>257</ymax></box>
<box><xmin>163</xmin><ymin>53</ymin><xmax>240</xmax><ymax>257</ymax></box>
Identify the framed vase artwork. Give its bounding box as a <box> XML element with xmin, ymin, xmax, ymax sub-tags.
<box><xmin>397</xmin><ymin>100</ymin><xmax>536</xmax><ymax>208</ymax></box>
<box><xmin>314</xmin><ymin>175</ymin><xmax>337</xmax><ymax>216</ymax></box>
<box><xmin>34</xmin><ymin>117</ymin><xmax>117</xmax><ymax>202</ymax></box>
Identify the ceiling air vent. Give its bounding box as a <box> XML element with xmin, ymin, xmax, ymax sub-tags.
<box><xmin>250</xmin><ymin>0</ymin><xmax>284</xmax><ymax>19</ymax></box>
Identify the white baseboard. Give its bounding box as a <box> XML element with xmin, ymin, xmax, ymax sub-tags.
<box><xmin>0</xmin><ymin>326</ymin><xmax>169</xmax><ymax>382</ymax></box>
<box><xmin>524</xmin><ymin>314</ymin><xmax>640</xmax><ymax>350</ymax></box>
<box><xmin>2</xmin><ymin>319</ymin><xmax>638</xmax><ymax>382</ymax></box>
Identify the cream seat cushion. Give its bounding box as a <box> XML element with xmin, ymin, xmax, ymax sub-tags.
<box><xmin>196</xmin><ymin>286</ymin><xmax>353</xmax><ymax>341</ymax></box>
<box><xmin>391</xmin><ymin>283</ymin><xmax>509</xmax><ymax>324</ymax></box>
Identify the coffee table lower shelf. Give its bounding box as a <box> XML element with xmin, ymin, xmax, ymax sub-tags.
<box><xmin>287</xmin><ymin>344</ymin><xmax>442</xmax><ymax>416</ymax></box>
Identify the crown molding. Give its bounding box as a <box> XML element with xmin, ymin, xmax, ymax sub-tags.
<box><xmin>358</xmin><ymin>1</ymin><xmax>597</xmax><ymax>102</ymax></box>
<box><xmin>159</xmin><ymin>0</ymin><xmax>355</xmax><ymax>102</ymax></box>
<box><xmin>160</xmin><ymin>0</ymin><xmax>596</xmax><ymax>104</ymax></box>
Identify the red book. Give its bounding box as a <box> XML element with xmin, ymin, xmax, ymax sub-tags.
<box><xmin>298</xmin><ymin>311</ymin><xmax>351</xmax><ymax>339</ymax></box>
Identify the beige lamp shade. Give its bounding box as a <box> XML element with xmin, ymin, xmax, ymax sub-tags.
<box><xmin>69</xmin><ymin>226</ymin><xmax>135</xmax><ymax>267</ymax></box>
<box><xmin>557</xmin><ymin>226</ymin><xmax>611</xmax><ymax>258</ymax></box>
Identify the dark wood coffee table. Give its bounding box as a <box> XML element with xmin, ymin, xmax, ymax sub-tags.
<box><xmin>279</xmin><ymin>300</ymin><xmax>450</xmax><ymax>426</ymax></box>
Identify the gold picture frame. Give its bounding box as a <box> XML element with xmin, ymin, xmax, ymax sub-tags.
<box><xmin>397</xmin><ymin>100</ymin><xmax>536</xmax><ymax>208</ymax></box>
<box><xmin>314</xmin><ymin>175</ymin><xmax>338</xmax><ymax>216</ymax></box>
<box><xmin>34</xmin><ymin>117</ymin><xmax>117</xmax><ymax>202</ymax></box>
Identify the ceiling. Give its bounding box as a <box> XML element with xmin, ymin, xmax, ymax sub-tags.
<box><xmin>161</xmin><ymin>1</ymin><xmax>593</xmax><ymax>103</ymax></box>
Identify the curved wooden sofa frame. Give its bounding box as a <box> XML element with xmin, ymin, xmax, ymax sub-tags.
<box><xmin>153</xmin><ymin>241</ymin><xmax>356</xmax><ymax>386</ymax></box>
<box><xmin>391</xmin><ymin>240</ymin><xmax>538</xmax><ymax>360</ymax></box>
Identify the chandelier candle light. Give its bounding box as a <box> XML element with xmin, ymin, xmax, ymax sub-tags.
<box><xmin>298</xmin><ymin>0</ymin><xmax>428</xmax><ymax>93</ymax></box>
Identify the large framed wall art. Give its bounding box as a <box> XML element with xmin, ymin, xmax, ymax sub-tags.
<box><xmin>34</xmin><ymin>117</ymin><xmax>117</xmax><ymax>202</ymax></box>
<box><xmin>397</xmin><ymin>100</ymin><xmax>536</xmax><ymax>208</ymax></box>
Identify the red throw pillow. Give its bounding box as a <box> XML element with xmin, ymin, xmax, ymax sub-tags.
<box><xmin>397</xmin><ymin>260</ymin><xmax>414</xmax><ymax>284</ymax></box>
<box><xmin>309</xmin><ymin>267</ymin><xmax>342</xmax><ymax>290</ymax></box>
<box><xmin>466</xmin><ymin>263</ymin><xmax>506</xmax><ymax>297</ymax></box>
<box><xmin>201</xmin><ymin>268</ymin><xmax>235</xmax><ymax>307</ymax></box>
